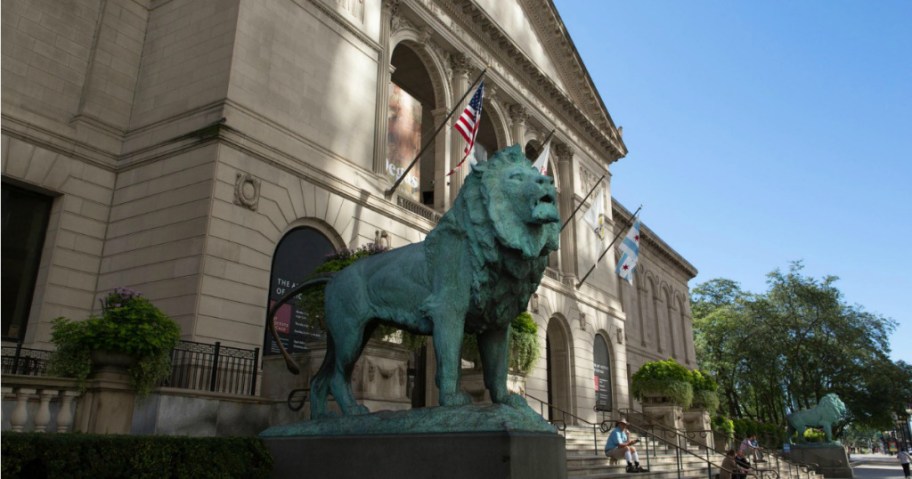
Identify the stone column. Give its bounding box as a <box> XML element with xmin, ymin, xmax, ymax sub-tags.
<box><xmin>448</xmin><ymin>54</ymin><xmax>471</xmax><ymax>199</ymax></box>
<box><xmin>508</xmin><ymin>104</ymin><xmax>528</xmax><ymax>148</ymax></box>
<box><xmin>555</xmin><ymin>142</ymin><xmax>577</xmax><ymax>284</ymax></box>
<box><xmin>637</xmin><ymin>283</ymin><xmax>648</xmax><ymax>346</ymax></box>
<box><xmin>432</xmin><ymin>107</ymin><xmax>452</xmax><ymax>210</ymax></box>
<box><xmin>667</xmin><ymin>298</ymin><xmax>677</xmax><ymax>359</ymax></box>
<box><xmin>373</xmin><ymin>0</ymin><xmax>397</xmax><ymax>176</ymax></box>
<box><xmin>653</xmin><ymin>292</ymin><xmax>663</xmax><ymax>354</ymax></box>
<box><xmin>682</xmin><ymin>312</ymin><xmax>694</xmax><ymax>366</ymax></box>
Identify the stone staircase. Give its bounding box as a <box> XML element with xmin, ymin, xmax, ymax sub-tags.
<box><xmin>561</xmin><ymin>426</ymin><xmax>824</xmax><ymax>479</ymax></box>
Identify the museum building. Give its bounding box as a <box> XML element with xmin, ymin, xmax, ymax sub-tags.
<box><xmin>2</xmin><ymin>0</ymin><xmax>697</xmax><ymax>426</ymax></box>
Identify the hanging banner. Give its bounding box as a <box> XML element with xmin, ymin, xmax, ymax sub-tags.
<box><xmin>386</xmin><ymin>83</ymin><xmax>422</xmax><ymax>202</ymax></box>
<box><xmin>593</xmin><ymin>334</ymin><xmax>612</xmax><ymax>411</ymax></box>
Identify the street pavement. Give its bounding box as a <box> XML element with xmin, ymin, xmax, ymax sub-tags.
<box><xmin>849</xmin><ymin>453</ymin><xmax>907</xmax><ymax>479</ymax></box>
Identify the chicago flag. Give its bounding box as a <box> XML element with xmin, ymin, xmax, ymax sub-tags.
<box><xmin>615</xmin><ymin>220</ymin><xmax>641</xmax><ymax>284</ymax></box>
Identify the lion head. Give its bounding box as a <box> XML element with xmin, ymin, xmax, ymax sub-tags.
<box><xmin>464</xmin><ymin>145</ymin><xmax>560</xmax><ymax>259</ymax></box>
<box><xmin>818</xmin><ymin>393</ymin><xmax>848</xmax><ymax>423</ymax></box>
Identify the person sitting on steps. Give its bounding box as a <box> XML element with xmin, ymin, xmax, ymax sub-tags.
<box><xmin>734</xmin><ymin>448</ymin><xmax>752</xmax><ymax>479</ymax></box>
<box><xmin>739</xmin><ymin>434</ymin><xmax>764</xmax><ymax>462</ymax></box>
<box><xmin>604</xmin><ymin>419</ymin><xmax>648</xmax><ymax>473</ymax></box>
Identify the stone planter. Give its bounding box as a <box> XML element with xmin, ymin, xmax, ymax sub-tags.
<box><xmin>459</xmin><ymin>369</ymin><xmax>527</xmax><ymax>404</ymax></box>
<box><xmin>90</xmin><ymin>350</ymin><xmax>136</xmax><ymax>375</ymax></box>
<box><xmin>642</xmin><ymin>402</ymin><xmax>685</xmax><ymax>444</ymax></box>
<box><xmin>682</xmin><ymin>407</ymin><xmax>714</xmax><ymax>450</ymax></box>
<box><xmin>75</xmin><ymin>350</ymin><xmax>139</xmax><ymax>434</ymax></box>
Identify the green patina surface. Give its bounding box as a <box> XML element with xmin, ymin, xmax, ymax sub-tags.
<box><xmin>304</xmin><ymin>145</ymin><xmax>561</xmax><ymax>425</ymax></box>
<box><xmin>260</xmin><ymin>404</ymin><xmax>557</xmax><ymax>437</ymax></box>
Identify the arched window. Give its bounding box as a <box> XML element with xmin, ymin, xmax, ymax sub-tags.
<box><xmin>263</xmin><ymin>226</ymin><xmax>336</xmax><ymax>355</ymax></box>
<box><xmin>593</xmin><ymin>333</ymin><xmax>613</xmax><ymax>412</ymax></box>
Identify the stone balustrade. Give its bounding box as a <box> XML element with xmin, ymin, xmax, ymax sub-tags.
<box><xmin>2</xmin><ymin>376</ymin><xmax>81</xmax><ymax>433</ymax></box>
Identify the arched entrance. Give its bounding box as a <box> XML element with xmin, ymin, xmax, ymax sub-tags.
<box><xmin>546</xmin><ymin>317</ymin><xmax>572</xmax><ymax>423</ymax></box>
<box><xmin>389</xmin><ymin>44</ymin><xmax>439</xmax><ymax>208</ymax></box>
<box><xmin>263</xmin><ymin>226</ymin><xmax>336</xmax><ymax>355</ymax></box>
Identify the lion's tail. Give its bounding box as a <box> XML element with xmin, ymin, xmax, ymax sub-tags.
<box><xmin>266</xmin><ymin>272</ymin><xmax>335</xmax><ymax>375</ymax></box>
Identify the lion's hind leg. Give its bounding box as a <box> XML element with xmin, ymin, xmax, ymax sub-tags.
<box><xmin>324</xmin><ymin>317</ymin><xmax>375</xmax><ymax>416</ymax></box>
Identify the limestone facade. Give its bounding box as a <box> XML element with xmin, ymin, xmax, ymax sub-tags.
<box><xmin>2</xmin><ymin>0</ymin><xmax>696</xmax><ymax>424</ymax></box>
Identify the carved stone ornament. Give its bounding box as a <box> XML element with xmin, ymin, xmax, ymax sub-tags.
<box><xmin>449</xmin><ymin>52</ymin><xmax>472</xmax><ymax>75</ymax></box>
<box><xmin>508</xmin><ymin>104</ymin><xmax>529</xmax><ymax>124</ymax></box>
<box><xmin>234</xmin><ymin>173</ymin><xmax>260</xmax><ymax>211</ymax></box>
<box><xmin>580</xmin><ymin>168</ymin><xmax>600</xmax><ymax>196</ymax></box>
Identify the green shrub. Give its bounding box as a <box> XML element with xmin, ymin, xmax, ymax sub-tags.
<box><xmin>733</xmin><ymin>417</ymin><xmax>787</xmax><ymax>446</ymax></box>
<box><xmin>461</xmin><ymin>311</ymin><xmax>541</xmax><ymax>376</ymax></box>
<box><xmin>712</xmin><ymin>415</ymin><xmax>735</xmax><ymax>438</ymax></box>
<box><xmin>508</xmin><ymin>312</ymin><xmax>540</xmax><ymax>375</ymax></box>
<box><xmin>803</xmin><ymin>428</ymin><xmax>826</xmax><ymax>442</ymax></box>
<box><xmin>631</xmin><ymin>358</ymin><xmax>694</xmax><ymax>407</ymax></box>
<box><xmin>48</xmin><ymin>288</ymin><xmax>180</xmax><ymax>396</ymax></box>
<box><xmin>1</xmin><ymin>433</ymin><xmax>272</xmax><ymax>478</ymax></box>
<box><xmin>688</xmin><ymin>370</ymin><xmax>720</xmax><ymax>412</ymax></box>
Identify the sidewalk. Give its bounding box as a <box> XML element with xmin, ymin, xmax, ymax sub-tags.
<box><xmin>850</xmin><ymin>453</ymin><xmax>906</xmax><ymax>465</ymax></box>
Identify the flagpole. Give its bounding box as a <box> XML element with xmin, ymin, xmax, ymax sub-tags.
<box><xmin>576</xmin><ymin>204</ymin><xmax>642</xmax><ymax>288</ymax></box>
<box><xmin>384</xmin><ymin>68</ymin><xmax>487</xmax><ymax>198</ymax></box>
<box><xmin>538</xmin><ymin>129</ymin><xmax>556</xmax><ymax>149</ymax></box>
<box><xmin>560</xmin><ymin>174</ymin><xmax>605</xmax><ymax>232</ymax></box>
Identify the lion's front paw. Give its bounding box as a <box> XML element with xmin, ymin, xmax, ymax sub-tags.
<box><xmin>345</xmin><ymin>404</ymin><xmax>370</xmax><ymax>416</ymax></box>
<box><xmin>495</xmin><ymin>393</ymin><xmax>529</xmax><ymax>409</ymax></box>
<box><xmin>440</xmin><ymin>391</ymin><xmax>473</xmax><ymax>407</ymax></box>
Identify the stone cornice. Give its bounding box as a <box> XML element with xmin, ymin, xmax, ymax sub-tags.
<box><xmin>410</xmin><ymin>0</ymin><xmax>626</xmax><ymax>163</ymax></box>
<box><xmin>519</xmin><ymin>0</ymin><xmax>621</xmax><ymax>134</ymax></box>
<box><xmin>612</xmin><ymin>199</ymin><xmax>698</xmax><ymax>279</ymax></box>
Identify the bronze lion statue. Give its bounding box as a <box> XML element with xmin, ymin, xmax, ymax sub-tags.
<box><xmin>786</xmin><ymin>393</ymin><xmax>847</xmax><ymax>443</ymax></box>
<box><xmin>269</xmin><ymin>145</ymin><xmax>560</xmax><ymax>418</ymax></box>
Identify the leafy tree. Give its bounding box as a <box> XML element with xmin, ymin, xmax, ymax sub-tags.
<box><xmin>691</xmin><ymin>262</ymin><xmax>911</xmax><ymax>432</ymax></box>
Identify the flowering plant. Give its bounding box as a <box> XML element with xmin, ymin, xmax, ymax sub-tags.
<box><xmin>48</xmin><ymin>288</ymin><xmax>181</xmax><ymax>396</ymax></box>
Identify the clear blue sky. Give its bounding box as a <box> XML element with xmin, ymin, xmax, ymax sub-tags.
<box><xmin>553</xmin><ymin>0</ymin><xmax>912</xmax><ymax>363</ymax></box>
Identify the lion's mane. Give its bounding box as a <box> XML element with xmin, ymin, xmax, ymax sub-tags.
<box><xmin>425</xmin><ymin>146</ymin><xmax>560</xmax><ymax>331</ymax></box>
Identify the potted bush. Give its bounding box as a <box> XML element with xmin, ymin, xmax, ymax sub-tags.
<box><xmin>461</xmin><ymin>311</ymin><xmax>541</xmax><ymax>376</ymax></box>
<box><xmin>48</xmin><ymin>288</ymin><xmax>181</xmax><ymax>397</ymax></box>
<box><xmin>630</xmin><ymin>358</ymin><xmax>694</xmax><ymax>407</ymax></box>
<box><xmin>712</xmin><ymin>415</ymin><xmax>735</xmax><ymax>452</ymax></box>
<box><xmin>689</xmin><ymin>369</ymin><xmax>720</xmax><ymax>412</ymax></box>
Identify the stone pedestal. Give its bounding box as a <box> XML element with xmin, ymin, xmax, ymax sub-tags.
<box><xmin>74</xmin><ymin>367</ymin><xmax>136</xmax><ymax>434</ymax></box>
<box><xmin>642</xmin><ymin>403</ymin><xmax>685</xmax><ymax>445</ymax></box>
<box><xmin>460</xmin><ymin>369</ymin><xmax>526</xmax><ymax>404</ymax></box>
<box><xmin>787</xmin><ymin>444</ymin><xmax>853</xmax><ymax>478</ymax></box>
<box><xmin>264</xmin><ymin>431</ymin><xmax>566</xmax><ymax>479</ymax></box>
<box><xmin>682</xmin><ymin>408</ymin><xmax>714</xmax><ymax>450</ymax></box>
<box><xmin>261</xmin><ymin>403</ymin><xmax>563</xmax><ymax>479</ymax></box>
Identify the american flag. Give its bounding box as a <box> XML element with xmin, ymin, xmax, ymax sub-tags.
<box><xmin>454</xmin><ymin>81</ymin><xmax>485</xmax><ymax>161</ymax></box>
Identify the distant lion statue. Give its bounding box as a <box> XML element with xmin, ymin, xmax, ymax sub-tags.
<box><xmin>268</xmin><ymin>145</ymin><xmax>560</xmax><ymax>418</ymax></box>
<box><xmin>786</xmin><ymin>393</ymin><xmax>847</xmax><ymax>443</ymax></box>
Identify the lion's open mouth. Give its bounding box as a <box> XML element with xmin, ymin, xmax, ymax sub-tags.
<box><xmin>532</xmin><ymin>193</ymin><xmax>560</xmax><ymax>223</ymax></box>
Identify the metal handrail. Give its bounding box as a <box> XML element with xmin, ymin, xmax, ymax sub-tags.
<box><xmin>526</xmin><ymin>393</ymin><xmax>601</xmax><ymax>455</ymax></box>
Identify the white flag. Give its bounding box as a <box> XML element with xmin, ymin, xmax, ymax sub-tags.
<box><xmin>582</xmin><ymin>190</ymin><xmax>606</xmax><ymax>240</ymax></box>
<box><xmin>531</xmin><ymin>140</ymin><xmax>551</xmax><ymax>175</ymax></box>
<box><xmin>616</xmin><ymin>220</ymin><xmax>641</xmax><ymax>284</ymax></box>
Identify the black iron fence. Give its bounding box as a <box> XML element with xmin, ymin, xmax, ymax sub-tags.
<box><xmin>1</xmin><ymin>342</ymin><xmax>52</xmax><ymax>376</ymax></box>
<box><xmin>160</xmin><ymin>341</ymin><xmax>260</xmax><ymax>396</ymax></box>
<box><xmin>1</xmin><ymin>340</ymin><xmax>260</xmax><ymax>397</ymax></box>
